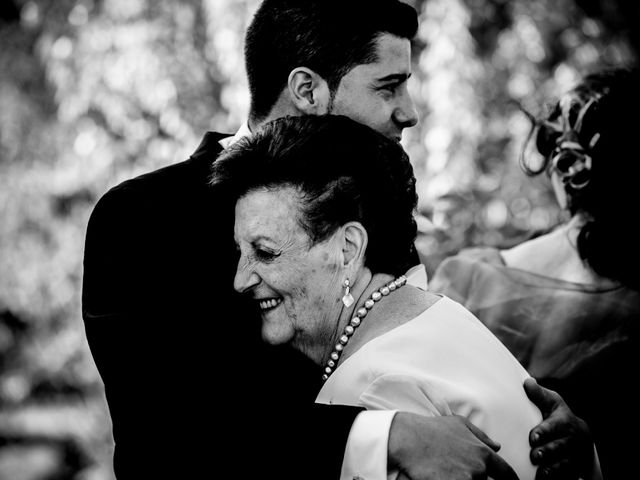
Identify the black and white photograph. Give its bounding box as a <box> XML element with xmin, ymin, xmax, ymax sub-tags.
<box><xmin>1</xmin><ymin>0</ymin><xmax>637</xmax><ymax>479</ymax></box>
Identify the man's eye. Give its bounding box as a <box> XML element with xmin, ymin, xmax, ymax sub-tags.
<box><xmin>381</xmin><ymin>84</ymin><xmax>397</xmax><ymax>93</ymax></box>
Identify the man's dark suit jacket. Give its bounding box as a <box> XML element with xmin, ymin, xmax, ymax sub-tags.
<box><xmin>82</xmin><ymin>132</ymin><xmax>362</xmax><ymax>479</ymax></box>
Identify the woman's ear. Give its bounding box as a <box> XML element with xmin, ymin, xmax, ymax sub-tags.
<box><xmin>341</xmin><ymin>222</ymin><xmax>368</xmax><ymax>269</ymax></box>
<box><xmin>287</xmin><ymin>67</ymin><xmax>331</xmax><ymax>115</ymax></box>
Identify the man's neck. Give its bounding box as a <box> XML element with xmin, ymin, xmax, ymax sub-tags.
<box><xmin>250</xmin><ymin>95</ymin><xmax>305</xmax><ymax>132</ymax></box>
<box><xmin>248</xmin><ymin>117</ymin><xmax>260</xmax><ymax>132</ymax></box>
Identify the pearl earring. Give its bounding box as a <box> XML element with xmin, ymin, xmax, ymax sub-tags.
<box><xmin>342</xmin><ymin>279</ymin><xmax>354</xmax><ymax>307</ymax></box>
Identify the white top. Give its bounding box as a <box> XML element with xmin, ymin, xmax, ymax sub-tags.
<box><xmin>317</xmin><ymin>295</ymin><xmax>542</xmax><ymax>480</ymax></box>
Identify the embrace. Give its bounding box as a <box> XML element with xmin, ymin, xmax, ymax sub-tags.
<box><xmin>82</xmin><ymin>0</ymin><xmax>600</xmax><ymax>478</ymax></box>
<box><xmin>212</xmin><ymin>114</ymin><xmax>541</xmax><ymax>479</ymax></box>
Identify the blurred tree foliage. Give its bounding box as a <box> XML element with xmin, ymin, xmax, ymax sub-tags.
<box><xmin>407</xmin><ymin>0</ymin><xmax>638</xmax><ymax>275</ymax></box>
<box><xmin>0</xmin><ymin>0</ymin><xmax>637</xmax><ymax>478</ymax></box>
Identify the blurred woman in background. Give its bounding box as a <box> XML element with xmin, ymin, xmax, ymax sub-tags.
<box><xmin>430</xmin><ymin>66</ymin><xmax>640</xmax><ymax>479</ymax></box>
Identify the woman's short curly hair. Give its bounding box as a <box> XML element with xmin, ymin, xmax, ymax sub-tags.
<box><xmin>210</xmin><ymin>114</ymin><xmax>418</xmax><ymax>276</ymax></box>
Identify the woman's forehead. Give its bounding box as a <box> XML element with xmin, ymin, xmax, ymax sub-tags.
<box><xmin>235</xmin><ymin>187</ymin><xmax>305</xmax><ymax>239</ymax></box>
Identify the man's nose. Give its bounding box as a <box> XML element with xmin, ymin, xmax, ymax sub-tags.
<box><xmin>394</xmin><ymin>93</ymin><xmax>419</xmax><ymax>128</ymax></box>
<box><xmin>234</xmin><ymin>259</ymin><xmax>260</xmax><ymax>293</ymax></box>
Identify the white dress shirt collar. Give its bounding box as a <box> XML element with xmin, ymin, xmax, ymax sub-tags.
<box><xmin>405</xmin><ymin>264</ymin><xmax>428</xmax><ymax>290</ymax></box>
<box><xmin>218</xmin><ymin>121</ymin><xmax>252</xmax><ymax>149</ymax></box>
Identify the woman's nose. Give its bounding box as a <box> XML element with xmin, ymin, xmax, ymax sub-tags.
<box><xmin>234</xmin><ymin>259</ymin><xmax>261</xmax><ymax>293</ymax></box>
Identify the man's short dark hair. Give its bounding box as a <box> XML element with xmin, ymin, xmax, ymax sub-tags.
<box><xmin>244</xmin><ymin>0</ymin><xmax>418</xmax><ymax>123</ymax></box>
<box><xmin>210</xmin><ymin>114</ymin><xmax>418</xmax><ymax>276</ymax></box>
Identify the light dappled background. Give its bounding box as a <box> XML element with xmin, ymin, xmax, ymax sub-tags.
<box><xmin>0</xmin><ymin>0</ymin><xmax>637</xmax><ymax>478</ymax></box>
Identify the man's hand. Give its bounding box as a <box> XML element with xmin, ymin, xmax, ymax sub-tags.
<box><xmin>388</xmin><ymin>412</ymin><xmax>519</xmax><ymax>480</ymax></box>
<box><xmin>524</xmin><ymin>378</ymin><xmax>599</xmax><ymax>480</ymax></box>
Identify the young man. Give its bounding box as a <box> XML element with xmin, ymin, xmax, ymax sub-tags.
<box><xmin>82</xmin><ymin>1</ymin><xmax>595</xmax><ymax>478</ymax></box>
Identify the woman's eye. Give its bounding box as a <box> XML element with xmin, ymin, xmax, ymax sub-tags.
<box><xmin>255</xmin><ymin>249</ymin><xmax>279</xmax><ymax>262</ymax></box>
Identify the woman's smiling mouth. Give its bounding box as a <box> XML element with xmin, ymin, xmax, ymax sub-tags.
<box><xmin>258</xmin><ymin>297</ymin><xmax>283</xmax><ymax>311</ymax></box>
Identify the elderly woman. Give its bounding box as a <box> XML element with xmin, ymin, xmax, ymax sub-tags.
<box><xmin>211</xmin><ymin>114</ymin><xmax>541</xmax><ymax>480</ymax></box>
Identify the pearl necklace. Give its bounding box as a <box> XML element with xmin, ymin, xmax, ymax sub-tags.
<box><xmin>322</xmin><ymin>275</ymin><xmax>408</xmax><ymax>382</ymax></box>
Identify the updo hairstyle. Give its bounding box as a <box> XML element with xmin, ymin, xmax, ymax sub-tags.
<box><xmin>523</xmin><ymin>67</ymin><xmax>640</xmax><ymax>289</ymax></box>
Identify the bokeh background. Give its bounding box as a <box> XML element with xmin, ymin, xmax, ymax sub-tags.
<box><xmin>0</xmin><ymin>0</ymin><xmax>637</xmax><ymax>478</ymax></box>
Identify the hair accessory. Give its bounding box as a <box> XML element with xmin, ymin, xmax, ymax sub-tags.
<box><xmin>550</xmin><ymin>142</ymin><xmax>593</xmax><ymax>190</ymax></box>
<box><xmin>341</xmin><ymin>279</ymin><xmax>354</xmax><ymax>307</ymax></box>
<box><xmin>323</xmin><ymin>275</ymin><xmax>407</xmax><ymax>382</ymax></box>
<box><xmin>548</xmin><ymin>96</ymin><xmax>600</xmax><ymax>190</ymax></box>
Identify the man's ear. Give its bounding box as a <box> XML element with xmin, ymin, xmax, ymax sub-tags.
<box><xmin>341</xmin><ymin>222</ymin><xmax>368</xmax><ymax>269</ymax></box>
<box><xmin>287</xmin><ymin>67</ymin><xmax>331</xmax><ymax>115</ymax></box>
